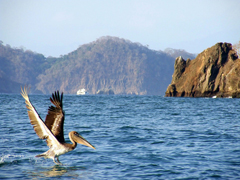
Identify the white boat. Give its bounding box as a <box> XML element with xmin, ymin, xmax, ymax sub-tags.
<box><xmin>77</xmin><ymin>89</ymin><xmax>88</xmax><ymax>95</ymax></box>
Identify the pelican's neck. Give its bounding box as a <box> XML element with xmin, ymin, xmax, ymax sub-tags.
<box><xmin>69</xmin><ymin>133</ymin><xmax>77</xmax><ymax>150</ymax></box>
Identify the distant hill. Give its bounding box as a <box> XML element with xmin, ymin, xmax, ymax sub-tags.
<box><xmin>0</xmin><ymin>42</ymin><xmax>51</xmax><ymax>93</ymax></box>
<box><xmin>0</xmin><ymin>70</ymin><xmax>23</xmax><ymax>93</ymax></box>
<box><xmin>164</xmin><ymin>48</ymin><xmax>197</xmax><ymax>60</ymax></box>
<box><xmin>0</xmin><ymin>36</ymin><xmax>196</xmax><ymax>95</ymax></box>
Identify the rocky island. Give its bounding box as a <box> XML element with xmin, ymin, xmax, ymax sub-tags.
<box><xmin>165</xmin><ymin>42</ymin><xmax>240</xmax><ymax>98</ymax></box>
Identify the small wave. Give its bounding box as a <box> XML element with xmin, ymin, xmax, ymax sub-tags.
<box><xmin>0</xmin><ymin>138</ymin><xmax>11</xmax><ymax>143</ymax></box>
<box><xmin>151</xmin><ymin>141</ymin><xmax>165</xmax><ymax>145</ymax></box>
<box><xmin>119</xmin><ymin>125</ymin><xmax>136</xmax><ymax>130</ymax></box>
<box><xmin>0</xmin><ymin>154</ymin><xmax>24</xmax><ymax>165</ymax></box>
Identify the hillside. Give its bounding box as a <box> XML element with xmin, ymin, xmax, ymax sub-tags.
<box><xmin>0</xmin><ymin>42</ymin><xmax>53</xmax><ymax>93</ymax></box>
<box><xmin>0</xmin><ymin>36</ymin><xmax>195</xmax><ymax>95</ymax></box>
<box><xmin>37</xmin><ymin>36</ymin><xmax>176</xmax><ymax>95</ymax></box>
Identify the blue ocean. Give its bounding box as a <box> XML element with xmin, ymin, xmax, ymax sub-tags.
<box><xmin>0</xmin><ymin>94</ymin><xmax>240</xmax><ymax>179</ymax></box>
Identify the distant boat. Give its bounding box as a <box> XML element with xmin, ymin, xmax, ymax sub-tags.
<box><xmin>212</xmin><ymin>95</ymin><xmax>217</xmax><ymax>98</ymax></box>
<box><xmin>77</xmin><ymin>89</ymin><xmax>88</xmax><ymax>95</ymax></box>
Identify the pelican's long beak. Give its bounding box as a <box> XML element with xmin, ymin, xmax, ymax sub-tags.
<box><xmin>75</xmin><ymin>134</ymin><xmax>95</xmax><ymax>149</ymax></box>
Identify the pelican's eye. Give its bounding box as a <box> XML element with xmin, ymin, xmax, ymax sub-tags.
<box><xmin>74</xmin><ymin>132</ymin><xmax>78</xmax><ymax>135</ymax></box>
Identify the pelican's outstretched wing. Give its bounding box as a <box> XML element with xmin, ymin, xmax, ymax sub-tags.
<box><xmin>21</xmin><ymin>87</ymin><xmax>60</xmax><ymax>147</ymax></box>
<box><xmin>44</xmin><ymin>91</ymin><xmax>65</xmax><ymax>143</ymax></box>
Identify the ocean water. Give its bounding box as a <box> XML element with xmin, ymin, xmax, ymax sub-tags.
<box><xmin>0</xmin><ymin>94</ymin><xmax>240</xmax><ymax>179</ymax></box>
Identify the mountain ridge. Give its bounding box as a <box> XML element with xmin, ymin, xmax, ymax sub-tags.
<box><xmin>0</xmin><ymin>36</ymin><xmax>196</xmax><ymax>94</ymax></box>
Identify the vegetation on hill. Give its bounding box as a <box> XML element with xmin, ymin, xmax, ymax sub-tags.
<box><xmin>0</xmin><ymin>36</ymin><xmax>196</xmax><ymax>95</ymax></box>
<box><xmin>0</xmin><ymin>41</ymin><xmax>52</xmax><ymax>93</ymax></box>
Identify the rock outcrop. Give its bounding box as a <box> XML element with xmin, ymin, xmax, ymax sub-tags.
<box><xmin>165</xmin><ymin>42</ymin><xmax>240</xmax><ymax>98</ymax></box>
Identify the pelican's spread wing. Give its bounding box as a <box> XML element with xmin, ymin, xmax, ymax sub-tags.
<box><xmin>21</xmin><ymin>87</ymin><xmax>60</xmax><ymax>147</ymax></box>
<box><xmin>44</xmin><ymin>91</ymin><xmax>65</xmax><ymax>143</ymax></box>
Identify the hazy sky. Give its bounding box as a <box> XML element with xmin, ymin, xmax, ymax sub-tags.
<box><xmin>1</xmin><ymin>0</ymin><xmax>239</xmax><ymax>57</ymax></box>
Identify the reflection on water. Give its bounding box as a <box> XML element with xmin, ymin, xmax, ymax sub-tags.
<box><xmin>40</xmin><ymin>165</ymin><xmax>69</xmax><ymax>177</ymax></box>
<box><xmin>27</xmin><ymin>165</ymin><xmax>88</xmax><ymax>178</ymax></box>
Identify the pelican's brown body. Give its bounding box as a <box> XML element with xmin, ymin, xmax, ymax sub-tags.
<box><xmin>21</xmin><ymin>87</ymin><xmax>95</xmax><ymax>164</ymax></box>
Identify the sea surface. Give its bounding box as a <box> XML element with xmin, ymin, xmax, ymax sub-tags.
<box><xmin>0</xmin><ymin>94</ymin><xmax>240</xmax><ymax>179</ymax></box>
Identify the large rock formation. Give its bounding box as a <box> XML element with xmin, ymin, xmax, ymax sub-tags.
<box><xmin>165</xmin><ymin>42</ymin><xmax>240</xmax><ymax>98</ymax></box>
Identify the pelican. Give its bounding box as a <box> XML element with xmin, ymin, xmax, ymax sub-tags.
<box><xmin>21</xmin><ymin>87</ymin><xmax>95</xmax><ymax>164</ymax></box>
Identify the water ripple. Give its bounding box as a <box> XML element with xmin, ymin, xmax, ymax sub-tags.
<box><xmin>0</xmin><ymin>95</ymin><xmax>240</xmax><ymax>179</ymax></box>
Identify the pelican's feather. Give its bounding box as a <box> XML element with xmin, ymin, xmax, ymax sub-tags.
<box><xmin>45</xmin><ymin>91</ymin><xmax>65</xmax><ymax>143</ymax></box>
<box><xmin>21</xmin><ymin>87</ymin><xmax>60</xmax><ymax>148</ymax></box>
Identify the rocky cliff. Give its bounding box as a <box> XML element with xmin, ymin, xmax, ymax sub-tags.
<box><xmin>165</xmin><ymin>42</ymin><xmax>240</xmax><ymax>98</ymax></box>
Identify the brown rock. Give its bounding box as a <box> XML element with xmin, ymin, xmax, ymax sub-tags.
<box><xmin>165</xmin><ymin>42</ymin><xmax>240</xmax><ymax>98</ymax></box>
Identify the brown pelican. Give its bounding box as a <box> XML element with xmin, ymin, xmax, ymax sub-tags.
<box><xmin>21</xmin><ymin>87</ymin><xmax>95</xmax><ymax>164</ymax></box>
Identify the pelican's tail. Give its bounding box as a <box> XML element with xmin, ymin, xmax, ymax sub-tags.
<box><xmin>36</xmin><ymin>153</ymin><xmax>47</xmax><ymax>158</ymax></box>
<box><xmin>35</xmin><ymin>151</ymin><xmax>60</xmax><ymax>164</ymax></box>
<box><xmin>35</xmin><ymin>150</ymin><xmax>49</xmax><ymax>159</ymax></box>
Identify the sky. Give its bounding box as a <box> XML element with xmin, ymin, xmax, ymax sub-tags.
<box><xmin>0</xmin><ymin>0</ymin><xmax>240</xmax><ymax>57</ymax></box>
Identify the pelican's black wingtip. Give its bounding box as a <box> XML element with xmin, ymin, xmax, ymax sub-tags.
<box><xmin>50</xmin><ymin>90</ymin><xmax>63</xmax><ymax>108</ymax></box>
